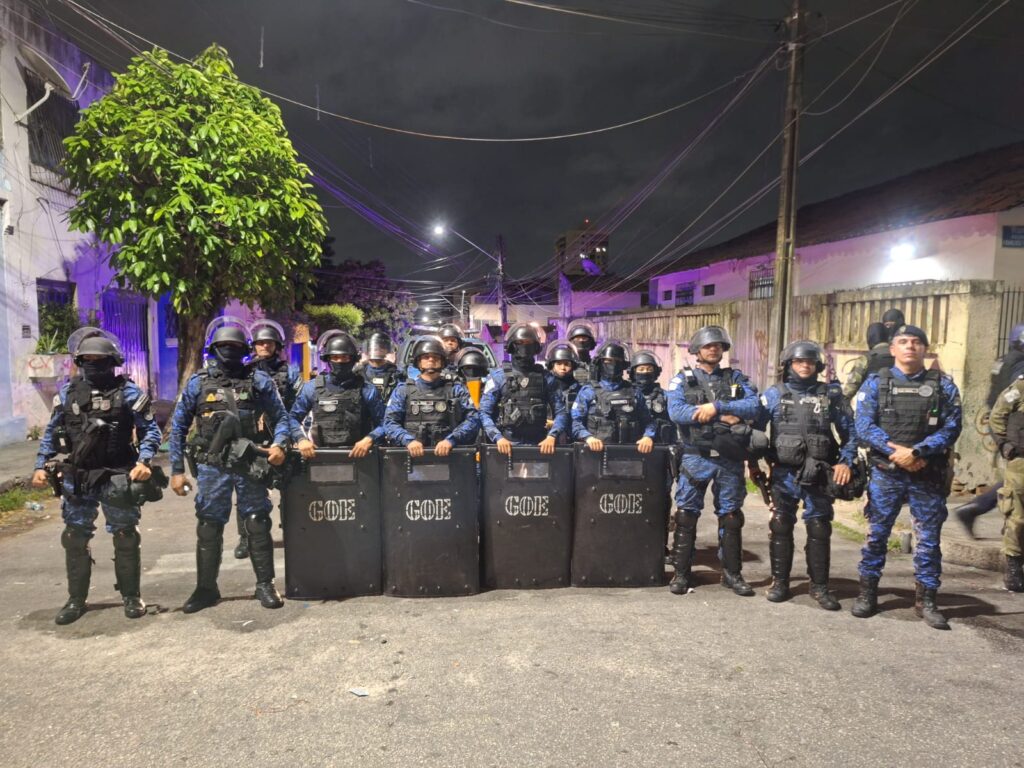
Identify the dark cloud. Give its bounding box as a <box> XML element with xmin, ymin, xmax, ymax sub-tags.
<box><xmin>49</xmin><ymin>0</ymin><xmax>1024</xmax><ymax>287</ymax></box>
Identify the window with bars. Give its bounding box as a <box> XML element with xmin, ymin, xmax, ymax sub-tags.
<box><xmin>36</xmin><ymin>278</ymin><xmax>75</xmax><ymax>307</ymax></box>
<box><xmin>674</xmin><ymin>282</ymin><xmax>695</xmax><ymax>307</ymax></box>
<box><xmin>702</xmin><ymin>283</ymin><xmax>716</xmax><ymax>297</ymax></box>
<box><xmin>20</xmin><ymin>66</ymin><xmax>79</xmax><ymax>186</ymax></box>
<box><xmin>749</xmin><ymin>264</ymin><xmax>774</xmax><ymax>300</ymax></box>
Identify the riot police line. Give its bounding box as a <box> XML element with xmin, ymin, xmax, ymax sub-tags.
<box><xmin>32</xmin><ymin>316</ymin><xmax>965</xmax><ymax>631</ymax></box>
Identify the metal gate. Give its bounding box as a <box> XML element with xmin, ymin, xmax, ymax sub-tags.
<box><xmin>101</xmin><ymin>289</ymin><xmax>150</xmax><ymax>387</ymax></box>
<box><xmin>999</xmin><ymin>288</ymin><xmax>1024</xmax><ymax>352</ymax></box>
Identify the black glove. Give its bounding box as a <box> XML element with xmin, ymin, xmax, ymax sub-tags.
<box><xmin>1000</xmin><ymin>441</ymin><xmax>1018</xmax><ymax>460</ymax></box>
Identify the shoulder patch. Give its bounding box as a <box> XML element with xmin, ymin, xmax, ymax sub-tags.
<box><xmin>52</xmin><ymin>394</ymin><xmax>61</xmax><ymax>408</ymax></box>
<box><xmin>857</xmin><ymin>391</ymin><xmax>867</xmax><ymax>402</ymax></box>
<box><xmin>483</xmin><ymin>377</ymin><xmax>497</xmax><ymax>394</ymax></box>
<box><xmin>668</xmin><ymin>377</ymin><xmax>682</xmax><ymax>391</ymax></box>
<box><xmin>759</xmin><ymin>394</ymin><xmax>768</xmax><ymax>406</ymax></box>
<box><xmin>1004</xmin><ymin>388</ymin><xmax>1021</xmax><ymax>404</ymax></box>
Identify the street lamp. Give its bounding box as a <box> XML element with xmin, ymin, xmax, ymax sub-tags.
<box><xmin>431</xmin><ymin>222</ymin><xmax>509</xmax><ymax>332</ymax></box>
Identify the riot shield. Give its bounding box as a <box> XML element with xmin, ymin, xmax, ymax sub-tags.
<box><xmin>571</xmin><ymin>444</ymin><xmax>669</xmax><ymax>588</ymax></box>
<box><xmin>381</xmin><ymin>447</ymin><xmax>480</xmax><ymax>597</ymax></box>
<box><xmin>480</xmin><ymin>445</ymin><xmax>573</xmax><ymax>589</ymax></box>
<box><xmin>281</xmin><ymin>450</ymin><xmax>382</xmax><ymax>599</ymax></box>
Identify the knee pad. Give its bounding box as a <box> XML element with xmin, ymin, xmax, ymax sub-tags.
<box><xmin>806</xmin><ymin>518</ymin><xmax>832</xmax><ymax>541</ymax></box>
<box><xmin>769</xmin><ymin>515</ymin><xmax>794</xmax><ymax>535</ymax></box>
<box><xmin>112</xmin><ymin>527</ymin><xmax>140</xmax><ymax>550</ymax></box>
<box><xmin>243</xmin><ymin>515</ymin><xmax>272</xmax><ymax>536</ymax></box>
<box><xmin>720</xmin><ymin>511</ymin><xmax>745</xmax><ymax>530</ymax></box>
<box><xmin>196</xmin><ymin>519</ymin><xmax>224</xmax><ymax>541</ymax></box>
<box><xmin>60</xmin><ymin>526</ymin><xmax>91</xmax><ymax>552</ymax></box>
<box><xmin>675</xmin><ymin>510</ymin><xmax>699</xmax><ymax>532</ymax></box>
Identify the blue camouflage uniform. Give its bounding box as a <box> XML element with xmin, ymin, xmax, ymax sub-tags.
<box><xmin>290</xmin><ymin>377</ymin><xmax>386</xmax><ymax>445</ymax></box>
<box><xmin>383</xmin><ymin>378</ymin><xmax>481</xmax><ymax>447</ymax></box>
<box><xmin>855</xmin><ymin>367</ymin><xmax>962</xmax><ymax>589</ymax></box>
<box><xmin>667</xmin><ymin>366</ymin><xmax>760</xmax><ymax>516</ymax></box>
<box><xmin>570</xmin><ymin>379</ymin><xmax>656</xmax><ymax>443</ymax></box>
<box><xmin>480</xmin><ymin>366</ymin><xmax>569</xmax><ymax>445</ymax></box>
<box><xmin>758</xmin><ymin>379</ymin><xmax>858</xmax><ymax>522</ymax></box>
<box><xmin>36</xmin><ymin>380</ymin><xmax>162</xmax><ymax>535</ymax></box>
<box><xmin>169</xmin><ymin>367</ymin><xmax>293</xmax><ymax>525</ymax></box>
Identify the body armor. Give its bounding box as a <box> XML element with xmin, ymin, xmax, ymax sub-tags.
<box><xmin>194</xmin><ymin>368</ymin><xmax>259</xmax><ymax>447</ymax></box>
<box><xmin>312</xmin><ymin>375</ymin><xmax>368</xmax><ymax>447</ymax></box>
<box><xmin>264</xmin><ymin>361</ymin><xmax>297</xmax><ymax>410</ymax></box>
<box><xmin>585</xmin><ymin>386</ymin><xmax>641</xmax><ymax>444</ymax></box>
<box><xmin>768</xmin><ymin>382</ymin><xmax>837</xmax><ymax>467</ymax></box>
<box><xmin>875</xmin><ymin>369</ymin><xmax>942</xmax><ymax>452</ymax></box>
<box><xmin>363</xmin><ymin>363</ymin><xmax>401</xmax><ymax>404</ymax></box>
<box><xmin>62</xmin><ymin>376</ymin><xmax>135</xmax><ymax>470</ymax></box>
<box><xmin>865</xmin><ymin>346</ymin><xmax>895</xmax><ymax>375</ymax></box>
<box><xmin>498</xmin><ymin>364</ymin><xmax>548</xmax><ymax>443</ymax></box>
<box><xmin>677</xmin><ymin>367</ymin><xmax>744</xmax><ymax>451</ymax></box>
<box><xmin>641</xmin><ymin>387</ymin><xmax>676</xmax><ymax>445</ymax></box>
<box><xmin>573</xmin><ymin>367</ymin><xmax>591</xmax><ymax>387</ymax></box>
<box><xmin>403</xmin><ymin>381</ymin><xmax>461</xmax><ymax>447</ymax></box>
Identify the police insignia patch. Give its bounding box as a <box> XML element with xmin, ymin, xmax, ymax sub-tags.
<box><xmin>1005</xmin><ymin>389</ymin><xmax>1021</xmax><ymax>404</ymax></box>
<box><xmin>857</xmin><ymin>392</ymin><xmax>867</xmax><ymax>402</ymax></box>
<box><xmin>206</xmin><ymin>394</ymin><xmax>217</xmax><ymax>402</ymax></box>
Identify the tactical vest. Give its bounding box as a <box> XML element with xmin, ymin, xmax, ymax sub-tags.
<box><xmin>498</xmin><ymin>364</ymin><xmax>548</xmax><ymax>442</ymax></box>
<box><xmin>769</xmin><ymin>382</ymin><xmax>837</xmax><ymax>467</ymax></box>
<box><xmin>62</xmin><ymin>376</ymin><xmax>135</xmax><ymax>470</ymax></box>
<box><xmin>194</xmin><ymin>367</ymin><xmax>259</xmax><ymax>444</ymax></box>
<box><xmin>573</xmin><ymin>367</ymin><xmax>591</xmax><ymax>387</ymax></box>
<box><xmin>988</xmin><ymin>350</ymin><xmax>1024</xmax><ymax>408</ymax></box>
<box><xmin>363</xmin><ymin>363</ymin><xmax>401</xmax><ymax>404</ymax></box>
<box><xmin>586</xmin><ymin>385</ymin><xmax>641</xmax><ymax>444</ymax></box>
<box><xmin>641</xmin><ymin>386</ymin><xmax>676</xmax><ymax>445</ymax></box>
<box><xmin>312</xmin><ymin>375</ymin><xmax>368</xmax><ymax>447</ymax></box>
<box><xmin>866</xmin><ymin>346</ymin><xmax>895</xmax><ymax>375</ymax></box>
<box><xmin>403</xmin><ymin>380</ymin><xmax>461</xmax><ymax>447</ymax></box>
<box><xmin>876</xmin><ymin>368</ymin><xmax>942</xmax><ymax>451</ymax></box>
<box><xmin>677</xmin><ymin>366</ymin><xmax>744</xmax><ymax>451</ymax></box>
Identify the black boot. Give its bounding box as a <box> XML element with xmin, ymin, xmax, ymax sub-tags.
<box><xmin>766</xmin><ymin>514</ymin><xmax>794</xmax><ymax>603</ymax></box>
<box><xmin>1004</xmin><ymin>554</ymin><xmax>1024</xmax><ymax>593</ymax></box>
<box><xmin>668</xmin><ymin>511</ymin><xmax>698</xmax><ymax>595</ymax></box>
<box><xmin>851</xmin><ymin>576</ymin><xmax>879</xmax><ymax>618</ymax></box>
<box><xmin>245</xmin><ymin>516</ymin><xmax>283</xmax><ymax>608</ymax></box>
<box><xmin>56</xmin><ymin>527</ymin><xmax>92</xmax><ymax>625</ymax></box>
<box><xmin>719</xmin><ymin>511</ymin><xmax>754</xmax><ymax>596</ymax></box>
<box><xmin>914</xmin><ymin>582</ymin><xmax>950</xmax><ymax>630</ymax></box>
<box><xmin>112</xmin><ymin>528</ymin><xmax>146</xmax><ymax>619</ymax></box>
<box><xmin>805</xmin><ymin>519</ymin><xmax>840</xmax><ymax>611</ymax></box>
<box><xmin>233</xmin><ymin>512</ymin><xmax>249</xmax><ymax>559</ymax></box>
<box><xmin>953</xmin><ymin>483</ymin><xmax>999</xmax><ymax>539</ymax></box>
<box><xmin>183</xmin><ymin>520</ymin><xmax>223</xmax><ymax>614</ymax></box>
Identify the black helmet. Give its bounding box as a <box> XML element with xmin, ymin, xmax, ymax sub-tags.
<box><xmin>320</xmin><ymin>332</ymin><xmax>359</xmax><ymax>360</ymax></box>
<box><xmin>866</xmin><ymin>322</ymin><xmax>888</xmax><ymax>348</ymax></box>
<box><xmin>544</xmin><ymin>341</ymin><xmax>580</xmax><ymax>369</ymax></box>
<box><xmin>455</xmin><ymin>346</ymin><xmax>489</xmax><ymax>379</ymax></box>
<box><xmin>566</xmin><ymin>321</ymin><xmax>597</xmax><ymax>351</ymax></box>
<box><xmin>74</xmin><ymin>335</ymin><xmax>124</xmax><ymax>365</ymax></box>
<box><xmin>594</xmin><ymin>340</ymin><xmax>630</xmax><ymax>364</ymax></box>
<box><xmin>411</xmin><ymin>336</ymin><xmax>448</xmax><ymax>366</ymax></box>
<box><xmin>780</xmin><ymin>340</ymin><xmax>825</xmax><ymax>373</ymax></box>
<box><xmin>505</xmin><ymin>322</ymin><xmax>545</xmax><ymax>355</ymax></box>
<box><xmin>438</xmin><ymin>323</ymin><xmax>463</xmax><ymax>342</ymax></box>
<box><xmin>630</xmin><ymin>350</ymin><xmax>663</xmax><ymax>378</ymax></box>
<box><xmin>1010</xmin><ymin>323</ymin><xmax>1024</xmax><ymax>352</ymax></box>
<box><xmin>881</xmin><ymin>308</ymin><xmax>905</xmax><ymax>328</ymax></box>
<box><xmin>208</xmin><ymin>326</ymin><xmax>250</xmax><ymax>351</ymax></box>
<box><xmin>250</xmin><ymin>321</ymin><xmax>285</xmax><ymax>348</ymax></box>
<box><xmin>365</xmin><ymin>332</ymin><xmax>394</xmax><ymax>359</ymax></box>
<box><xmin>688</xmin><ymin>325</ymin><xmax>731</xmax><ymax>355</ymax></box>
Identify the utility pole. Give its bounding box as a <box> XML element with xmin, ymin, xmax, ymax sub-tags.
<box><xmin>767</xmin><ymin>0</ymin><xmax>805</xmax><ymax>384</ymax></box>
<box><xmin>496</xmin><ymin>235</ymin><xmax>509</xmax><ymax>331</ymax></box>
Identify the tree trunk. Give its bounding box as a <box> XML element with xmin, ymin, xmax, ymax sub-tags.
<box><xmin>176</xmin><ymin>314</ymin><xmax>210</xmax><ymax>391</ymax></box>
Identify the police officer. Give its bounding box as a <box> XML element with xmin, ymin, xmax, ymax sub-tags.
<box><xmin>545</xmin><ymin>341</ymin><xmax>583</xmax><ymax>410</ymax></box>
<box><xmin>667</xmin><ymin>325</ymin><xmax>760</xmax><ymax>596</ymax></box>
<box><xmin>169</xmin><ymin>322</ymin><xmax>293</xmax><ymax>613</ymax></box>
<box><xmin>570</xmin><ymin>340</ymin><xmax>655</xmax><ymax>454</ymax></box>
<box><xmin>454</xmin><ymin>346</ymin><xmax>491</xmax><ymax>383</ymax></box>
<box><xmin>983</xmin><ymin>374</ymin><xmax>1024</xmax><ymax>592</ymax></box>
<box><xmin>952</xmin><ymin>323</ymin><xmax>1024</xmax><ymax>536</ymax></box>
<box><xmin>359</xmin><ymin>332</ymin><xmax>404</xmax><ymax>404</ymax></box>
<box><xmin>383</xmin><ymin>336</ymin><xmax>480</xmax><ymax>456</ymax></box>
<box><xmin>291</xmin><ymin>332</ymin><xmax>385</xmax><ymax>459</ymax></box>
<box><xmin>630</xmin><ymin>351</ymin><xmax>675</xmax><ymax>446</ymax></box>
<box><xmin>881</xmin><ymin>308</ymin><xmax>905</xmax><ymax>338</ymax></box>
<box><xmin>852</xmin><ymin>324</ymin><xmax>962</xmax><ymax>629</ymax></box>
<box><xmin>758</xmin><ymin>341</ymin><xmax>857</xmax><ymax>610</ymax></box>
<box><xmin>237</xmin><ymin>319</ymin><xmax>302</xmax><ymax>559</ymax></box>
<box><xmin>438</xmin><ymin>323</ymin><xmax>464</xmax><ymax>367</ymax></box>
<box><xmin>31</xmin><ymin>330</ymin><xmax>162</xmax><ymax>624</ymax></box>
<box><xmin>480</xmin><ymin>323</ymin><xmax>568</xmax><ymax>455</ymax></box>
<box><xmin>566</xmin><ymin>321</ymin><xmax>598</xmax><ymax>384</ymax></box>
<box><xmin>842</xmin><ymin>322</ymin><xmax>892</xmax><ymax>402</ymax></box>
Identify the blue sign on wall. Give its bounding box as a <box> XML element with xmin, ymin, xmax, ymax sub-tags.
<box><xmin>1003</xmin><ymin>226</ymin><xmax>1024</xmax><ymax>248</ymax></box>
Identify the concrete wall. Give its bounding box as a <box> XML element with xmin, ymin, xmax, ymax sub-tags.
<box><xmin>468</xmin><ymin>301</ymin><xmax>558</xmax><ymax>328</ymax></box>
<box><xmin>0</xmin><ymin>2</ymin><xmax>117</xmax><ymax>437</ymax></box>
<box><xmin>650</xmin><ymin>213</ymin><xmax>1001</xmax><ymax>309</ymax></box>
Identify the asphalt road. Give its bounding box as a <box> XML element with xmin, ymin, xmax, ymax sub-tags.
<box><xmin>0</xmin><ymin>489</ymin><xmax>1021</xmax><ymax>768</ymax></box>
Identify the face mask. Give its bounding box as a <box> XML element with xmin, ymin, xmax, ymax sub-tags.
<box><xmin>255</xmin><ymin>357</ymin><xmax>279</xmax><ymax>373</ymax></box>
<box><xmin>600</xmin><ymin>361</ymin><xmax>622</xmax><ymax>381</ymax></box>
<box><xmin>329</xmin><ymin>361</ymin><xmax>356</xmax><ymax>382</ymax></box>
<box><xmin>81</xmin><ymin>359</ymin><xmax>116</xmax><ymax>385</ymax></box>
<box><xmin>213</xmin><ymin>345</ymin><xmax>248</xmax><ymax>370</ymax></box>
<box><xmin>633</xmin><ymin>372</ymin><xmax>657</xmax><ymax>388</ymax></box>
<box><xmin>512</xmin><ymin>346</ymin><xmax>535</xmax><ymax>366</ymax></box>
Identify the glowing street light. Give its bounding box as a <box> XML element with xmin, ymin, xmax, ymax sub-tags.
<box><xmin>889</xmin><ymin>242</ymin><xmax>916</xmax><ymax>262</ymax></box>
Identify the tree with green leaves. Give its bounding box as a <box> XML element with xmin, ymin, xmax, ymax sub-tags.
<box><xmin>313</xmin><ymin>259</ymin><xmax>416</xmax><ymax>342</ymax></box>
<box><xmin>63</xmin><ymin>45</ymin><xmax>327</xmax><ymax>386</ymax></box>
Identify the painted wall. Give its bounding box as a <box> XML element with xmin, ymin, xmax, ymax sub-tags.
<box><xmin>650</xmin><ymin>213</ymin><xmax>1001</xmax><ymax>309</ymax></box>
<box><xmin>0</xmin><ymin>2</ymin><xmax>118</xmax><ymax>436</ymax></box>
<box><xmin>468</xmin><ymin>300</ymin><xmax>558</xmax><ymax>328</ymax></box>
<box><xmin>993</xmin><ymin>206</ymin><xmax>1024</xmax><ymax>287</ymax></box>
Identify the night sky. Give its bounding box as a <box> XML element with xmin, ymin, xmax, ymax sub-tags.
<box><xmin>43</xmin><ymin>0</ymin><xmax>1024</xmax><ymax>297</ymax></box>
